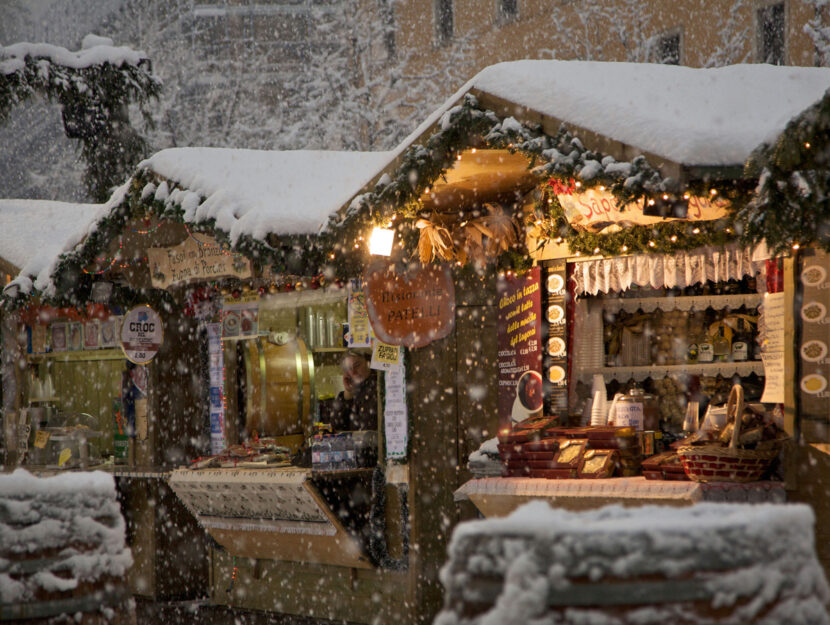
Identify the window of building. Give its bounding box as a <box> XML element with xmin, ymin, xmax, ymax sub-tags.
<box><xmin>499</xmin><ymin>0</ymin><xmax>518</xmax><ymax>21</ymax></box>
<box><xmin>435</xmin><ymin>0</ymin><xmax>453</xmax><ymax>45</ymax></box>
<box><xmin>758</xmin><ymin>2</ymin><xmax>785</xmax><ymax>65</ymax></box>
<box><xmin>655</xmin><ymin>32</ymin><xmax>681</xmax><ymax>65</ymax></box>
<box><xmin>380</xmin><ymin>0</ymin><xmax>396</xmax><ymax>59</ymax></box>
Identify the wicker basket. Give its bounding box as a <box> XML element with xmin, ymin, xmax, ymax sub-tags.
<box><xmin>676</xmin><ymin>385</ymin><xmax>782</xmax><ymax>483</ymax></box>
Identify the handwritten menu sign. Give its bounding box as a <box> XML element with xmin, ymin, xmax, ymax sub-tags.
<box><xmin>148</xmin><ymin>234</ymin><xmax>251</xmax><ymax>289</ymax></box>
<box><xmin>384</xmin><ymin>367</ymin><xmax>408</xmax><ymax>459</ymax></box>
<box><xmin>365</xmin><ymin>264</ymin><xmax>455</xmax><ymax>348</ymax></box>
<box><xmin>543</xmin><ymin>262</ymin><xmax>568</xmax><ymax>416</ymax></box>
<box><xmin>348</xmin><ymin>279</ymin><xmax>371</xmax><ymax>348</ymax></box>
<box><xmin>760</xmin><ymin>292</ymin><xmax>785</xmax><ymax>404</ymax></box>
<box><xmin>798</xmin><ymin>252</ymin><xmax>830</xmax><ymax>416</ymax></box>
<box><xmin>496</xmin><ymin>267</ymin><xmax>543</xmax><ymax>428</ymax></box>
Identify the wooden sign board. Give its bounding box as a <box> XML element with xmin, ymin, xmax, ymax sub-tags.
<box><xmin>365</xmin><ymin>264</ymin><xmax>455</xmax><ymax>348</ymax></box>
<box><xmin>148</xmin><ymin>234</ymin><xmax>251</xmax><ymax>289</ymax></box>
<box><xmin>557</xmin><ymin>188</ymin><xmax>729</xmax><ymax>235</ymax></box>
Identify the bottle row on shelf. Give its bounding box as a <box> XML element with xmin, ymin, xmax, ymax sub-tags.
<box><xmin>604</xmin><ymin>306</ymin><xmax>761</xmax><ymax>368</ymax></box>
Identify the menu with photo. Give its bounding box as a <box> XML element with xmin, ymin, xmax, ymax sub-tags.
<box><xmin>68</xmin><ymin>323</ymin><xmax>83</xmax><ymax>351</ymax></box>
<box><xmin>84</xmin><ymin>320</ymin><xmax>100</xmax><ymax>350</ymax></box>
<box><xmin>51</xmin><ymin>323</ymin><xmax>67</xmax><ymax>352</ymax></box>
<box><xmin>799</xmin><ymin>251</ymin><xmax>830</xmax><ymax>418</ymax></box>
<box><xmin>101</xmin><ymin>317</ymin><xmax>120</xmax><ymax>348</ymax></box>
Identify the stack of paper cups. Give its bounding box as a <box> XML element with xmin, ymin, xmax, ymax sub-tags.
<box><xmin>590</xmin><ymin>374</ymin><xmax>607</xmax><ymax>426</ymax></box>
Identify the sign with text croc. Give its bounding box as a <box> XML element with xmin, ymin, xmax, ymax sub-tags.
<box><xmin>365</xmin><ymin>264</ymin><xmax>454</xmax><ymax>348</ymax></box>
<box><xmin>120</xmin><ymin>305</ymin><xmax>163</xmax><ymax>365</ymax></box>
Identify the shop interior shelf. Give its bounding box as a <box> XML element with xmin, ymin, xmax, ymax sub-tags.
<box><xmin>601</xmin><ymin>293</ymin><xmax>763</xmax><ymax>313</ymax></box>
<box><xmin>311</xmin><ymin>347</ymin><xmax>348</xmax><ymax>353</ymax></box>
<box><xmin>28</xmin><ymin>348</ymin><xmax>124</xmax><ymax>362</ymax></box>
<box><xmin>580</xmin><ymin>361</ymin><xmax>765</xmax><ymax>382</ymax></box>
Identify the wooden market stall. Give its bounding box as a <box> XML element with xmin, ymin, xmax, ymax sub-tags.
<box><xmin>319</xmin><ymin>59</ymin><xmax>830</xmax><ymax>599</ymax></box>
<box><xmin>0</xmin><ymin>199</ymin><xmax>102</xmax><ymax>467</ymax></box>
<box><xmin>7</xmin><ymin>59</ymin><xmax>830</xmax><ymax>625</ymax></box>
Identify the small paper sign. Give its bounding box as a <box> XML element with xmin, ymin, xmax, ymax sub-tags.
<box><xmin>614</xmin><ymin>402</ymin><xmax>644</xmax><ymax>430</ymax></box>
<box><xmin>34</xmin><ymin>430</ymin><xmax>50</xmax><ymax>449</ymax></box>
<box><xmin>58</xmin><ymin>447</ymin><xmax>72</xmax><ymax>467</ymax></box>
<box><xmin>370</xmin><ymin>340</ymin><xmax>402</xmax><ymax>371</ymax></box>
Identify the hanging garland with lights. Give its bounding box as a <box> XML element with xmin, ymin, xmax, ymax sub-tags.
<box><xmin>328</xmin><ymin>93</ymin><xmax>752</xmax><ymax>267</ymax></box>
<box><xmin>738</xmin><ymin>90</ymin><xmax>830</xmax><ymax>255</ymax></box>
<box><xmin>3</xmin><ymin>169</ymin><xmax>331</xmax><ymax>309</ymax></box>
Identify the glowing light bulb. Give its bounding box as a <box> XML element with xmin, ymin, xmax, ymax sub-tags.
<box><xmin>368</xmin><ymin>227</ymin><xmax>395</xmax><ymax>256</ymax></box>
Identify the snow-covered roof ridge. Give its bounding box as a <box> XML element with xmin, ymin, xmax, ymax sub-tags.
<box><xmin>0</xmin><ymin>199</ymin><xmax>101</xmax><ymax>274</ymax></box>
<box><xmin>469</xmin><ymin>60</ymin><xmax>830</xmax><ymax>167</ymax></box>
<box><xmin>139</xmin><ymin>147</ymin><xmax>394</xmax><ymax>241</ymax></box>
<box><xmin>387</xmin><ymin>60</ymin><xmax>830</xmax><ymax>171</ymax></box>
<box><xmin>0</xmin><ymin>39</ymin><xmax>150</xmax><ymax>75</ymax></box>
<box><xmin>2</xmin><ymin>188</ymin><xmax>126</xmax><ymax>299</ymax></box>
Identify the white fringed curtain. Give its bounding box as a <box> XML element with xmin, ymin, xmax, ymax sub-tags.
<box><xmin>572</xmin><ymin>243</ymin><xmax>770</xmax><ymax>296</ymax></box>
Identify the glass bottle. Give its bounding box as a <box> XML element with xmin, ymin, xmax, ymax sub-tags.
<box><xmin>713</xmin><ymin>323</ymin><xmax>731</xmax><ymax>362</ymax></box>
<box><xmin>686</xmin><ymin>312</ymin><xmax>700</xmax><ymax>363</ymax></box>
<box><xmin>698</xmin><ymin>310</ymin><xmax>715</xmax><ymax>363</ymax></box>
<box><xmin>731</xmin><ymin>317</ymin><xmax>749</xmax><ymax>361</ymax></box>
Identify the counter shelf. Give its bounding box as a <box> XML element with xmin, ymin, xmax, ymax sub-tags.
<box><xmin>169</xmin><ymin>465</ymin><xmax>373</xmax><ymax>569</ymax></box>
<box><xmin>579</xmin><ymin>361</ymin><xmax>765</xmax><ymax>383</ymax></box>
<box><xmin>455</xmin><ymin>476</ymin><xmax>786</xmax><ymax>518</ymax></box>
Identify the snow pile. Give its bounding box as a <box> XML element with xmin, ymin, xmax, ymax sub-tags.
<box><xmin>468</xmin><ymin>438</ymin><xmax>502</xmax><ymax>478</ymax></box>
<box><xmin>0</xmin><ymin>469</ymin><xmax>133</xmax><ymax>604</ymax></box>
<box><xmin>140</xmin><ymin>148</ymin><xmax>393</xmax><ymax>242</ymax></box>
<box><xmin>397</xmin><ymin>61</ymin><xmax>830</xmax><ymax>168</ymax></box>
<box><xmin>436</xmin><ymin>501</ymin><xmax>830</xmax><ymax>625</ymax></box>
<box><xmin>0</xmin><ymin>39</ymin><xmax>149</xmax><ymax>75</ymax></box>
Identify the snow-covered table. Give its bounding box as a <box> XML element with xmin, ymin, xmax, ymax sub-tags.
<box><xmin>455</xmin><ymin>476</ymin><xmax>785</xmax><ymax>517</ymax></box>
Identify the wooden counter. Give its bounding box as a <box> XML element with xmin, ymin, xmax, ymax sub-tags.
<box><xmin>455</xmin><ymin>476</ymin><xmax>786</xmax><ymax>517</ymax></box>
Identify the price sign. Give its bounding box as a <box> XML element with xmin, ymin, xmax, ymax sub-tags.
<box><xmin>120</xmin><ymin>305</ymin><xmax>163</xmax><ymax>365</ymax></box>
<box><xmin>34</xmin><ymin>430</ymin><xmax>50</xmax><ymax>449</ymax></box>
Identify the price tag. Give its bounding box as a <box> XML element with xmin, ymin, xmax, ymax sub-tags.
<box><xmin>34</xmin><ymin>430</ymin><xmax>50</xmax><ymax>449</ymax></box>
<box><xmin>58</xmin><ymin>447</ymin><xmax>72</xmax><ymax>467</ymax></box>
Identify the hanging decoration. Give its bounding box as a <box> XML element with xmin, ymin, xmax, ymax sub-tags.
<box><xmin>326</xmin><ymin>93</ymin><xmax>750</xmax><ymax>269</ymax></box>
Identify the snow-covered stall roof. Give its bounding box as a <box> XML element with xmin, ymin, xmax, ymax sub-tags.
<box><xmin>3</xmin><ymin>148</ymin><xmax>393</xmax><ymax>300</ymax></box>
<box><xmin>141</xmin><ymin>147</ymin><xmax>394</xmax><ymax>240</ymax></box>
<box><xmin>0</xmin><ymin>199</ymin><xmax>100</xmax><ymax>277</ymax></box>
<box><xmin>393</xmin><ymin>60</ymin><xmax>830</xmax><ymax>169</ymax></box>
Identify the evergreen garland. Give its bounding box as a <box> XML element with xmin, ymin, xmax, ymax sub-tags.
<box><xmin>533</xmin><ymin>191</ymin><xmax>741</xmax><ymax>257</ymax></box>
<box><xmin>0</xmin><ymin>43</ymin><xmax>160</xmax><ymax>201</ymax></box>
<box><xmin>3</xmin><ymin>170</ymin><xmax>329</xmax><ymax>310</ymax></box>
<box><xmin>327</xmin><ymin>94</ymin><xmax>749</xmax><ymax>265</ymax></box>
<box><xmin>738</xmin><ymin>91</ymin><xmax>830</xmax><ymax>254</ymax></box>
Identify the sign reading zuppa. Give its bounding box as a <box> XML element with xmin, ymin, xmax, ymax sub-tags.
<box><xmin>365</xmin><ymin>264</ymin><xmax>455</xmax><ymax>348</ymax></box>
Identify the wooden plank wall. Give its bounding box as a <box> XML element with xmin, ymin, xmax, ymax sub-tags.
<box><xmin>211</xmin><ymin>551</ymin><xmax>410</xmax><ymax>623</ymax></box>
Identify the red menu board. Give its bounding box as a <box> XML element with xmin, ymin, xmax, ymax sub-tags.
<box><xmin>497</xmin><ymin>267</ymin><xmax>543</xmax><ymax>429</ymax></box>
